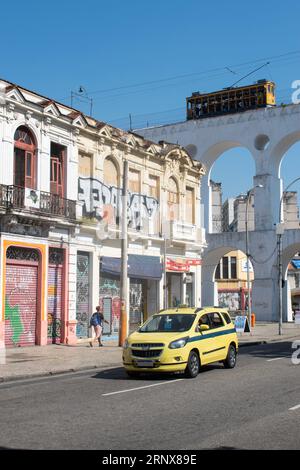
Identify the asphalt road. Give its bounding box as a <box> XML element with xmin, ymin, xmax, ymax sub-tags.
<box><xmin>0</xmin><ymin>341</ymin><xmax>299</xmax><ymax>450</ymax></box>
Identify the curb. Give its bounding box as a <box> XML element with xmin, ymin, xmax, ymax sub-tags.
<box><xmin>239</xmin><ymin>341</ymin><xmax>267</xmax><ymax>348</ymax></box>
<box><xmin>0</xmin><ymin>363</ymin><xmax>122</xmax><ymax>384</ymax></box>
<box><xmin>1</xmin><ymin>336</ymin><xmax>299</xmax><ymax>384</ymax></box>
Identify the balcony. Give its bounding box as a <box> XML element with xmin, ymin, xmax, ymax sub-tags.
<box><xmin>0</xmin><ymin>185</ymin><xmax>76</xmax><ymax>220</ymax></box>
<box><xmin>162</xmin><ymin>220</ymin><xmax>205</xmax><ymax>245</ymax></box>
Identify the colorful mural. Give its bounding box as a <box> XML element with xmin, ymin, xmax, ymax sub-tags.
<box><xmin>5</xmin><ymin>263</ymin><xmax>38</xmax><ymax>346</ymax></box>
<box><xmin>47</xmin><ymin>263</ymin><xmax>63</xmax><ymax>344</ymax></box>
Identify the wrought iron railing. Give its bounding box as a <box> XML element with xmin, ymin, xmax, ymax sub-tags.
<box><xmin>0</xmin><ymin>184</ymin><xmax>76</xmax><ymax>220</ymax></box>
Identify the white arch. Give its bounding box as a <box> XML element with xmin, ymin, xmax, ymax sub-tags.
<box><xmin>199</xmin><ymin>141</ymin><xmax>255</xmax><ymax>233</ymax></box>
<box><xmin>271</xmin><ymin>130</ymin><xmax>300</xmax><ymax>178</ymax></box>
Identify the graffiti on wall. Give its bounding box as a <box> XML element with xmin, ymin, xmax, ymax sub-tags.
<box><xmin>218</xmin><ymin>291</ymin><xmax>241</xmax><ymax>311</ymax></box>
<box><xmin>99</xmin><ymin>276</ymin><xmax>121</xmax><ymax>335</ymax></box>
<box><xmin>47</xmin><ymin>267</ymin><xmax>62</xmax><ymax>344</ymax></box>
<box><xmin>129</xmin><ymin>279</ymin><xmax>143</xmax><ymax>331</ymax></box>
<box><xmin>5</xmin><ymin>265</ymin><xmax>38</xmax><ymax>346</ymax></box>
<box><xmin>78</xmin><ymin>177</ymin><xmax>159</xmax><ymax>231</ymax></box>
<box><xmin>76</xmin><ymin>253</ymin><xmax>90</xmax><ymax>338</ymax></box>
<box><xmin>5</xmin><ymin>299</ymin><xmax>23</xmax><ymax>344</ymax></box>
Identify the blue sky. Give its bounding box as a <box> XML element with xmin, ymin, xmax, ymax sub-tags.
<box><xmin>1</xmin><ymin>0</ymin><xmax>300</xmax><ymax>201</ymax></box>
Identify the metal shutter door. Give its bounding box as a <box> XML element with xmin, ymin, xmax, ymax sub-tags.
<box><xmin>48</xmin><ymin>265</ymin><xmax>63</xmax><ymax>344</ymax></box>
<box><xmin>76</xmin><ymin>253</ymin><xmax>90</xmax><ymax>338</ymax></box>
<box><xmin>5</xmin><ymin>263</ymin><xmax>38</xmax><ymax>347</ymax></box>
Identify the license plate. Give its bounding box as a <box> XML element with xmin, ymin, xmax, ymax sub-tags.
<box><xmin>135</xmin><ymin>360</ymin><xmax>154</xmax><ymax>368</ymax></box>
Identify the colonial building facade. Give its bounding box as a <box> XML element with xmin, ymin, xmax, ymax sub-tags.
<box><xmin>0</xmin><ymin>78</ymin><xmax>206</xmax><ymax>346</ymax></box>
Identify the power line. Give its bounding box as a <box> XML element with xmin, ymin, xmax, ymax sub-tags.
<box><xmin>58</xmin><ymin>49</ymin><xmax>300</xmax><ymax>103</ymax></box>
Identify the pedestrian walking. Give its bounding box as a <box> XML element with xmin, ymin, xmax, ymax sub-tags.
<box><xmin>89</xmin><ymin>306</ymin><xmax>109</xmax><ymax>347</ymax></box>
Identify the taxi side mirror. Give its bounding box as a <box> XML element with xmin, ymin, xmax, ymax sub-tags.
<box><xmin>199</xmin><ymin>324</ymin><xmax>209</xmax><ymax>331</ymax></box>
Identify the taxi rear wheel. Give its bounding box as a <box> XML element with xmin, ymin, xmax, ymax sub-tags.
<box><xmin>223</xmin><ymin>344</ymin><xmax>237</xmax><ymax>369</ymax></box>
<box><xmin>185</xmin><ymin>351</ymin><xmax>200</xmax><ymax>378</ymax></box>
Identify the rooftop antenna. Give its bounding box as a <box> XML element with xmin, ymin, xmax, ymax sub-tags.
<box><xmin>229</xmin><ymin>61</ymin><xmax>270</xmax><ymax>88</ymax></box>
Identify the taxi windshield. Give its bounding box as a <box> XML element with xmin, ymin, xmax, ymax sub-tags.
<box><xmin>139</xmin><ymin>314</ymin><xmax>196</xmax><ymax>333</ymax></box>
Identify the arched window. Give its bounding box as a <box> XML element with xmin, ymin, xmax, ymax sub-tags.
<box><xmin>103</xmin><ymin>157</ymin><xmax>119</xmax><ymax>187</ymax></box>
<box><xmin>168</xmin><ymin>177</ymin><xmax>179</xmax><ymax>221</ymax></box>
<box><xmin>14</xmin><ymin>126</ymin><xmax>36</xmax><ymax>189</ymax></box>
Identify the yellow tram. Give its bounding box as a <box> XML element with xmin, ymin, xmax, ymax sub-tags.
<box><xmin>186</xmin><ymin>79</ymin><xmax>276</xmax><ymax>120</ymax></box>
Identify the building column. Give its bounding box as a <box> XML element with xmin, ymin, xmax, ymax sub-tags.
<box><xmin>92</xmin><ymin>248</ymin><xmax>100</xmax><ymax>313</ymax></box>
<box><xmin>254</xmin><ymin>174</ymin><xmax>281</xmax><ymax>230</ymax></box>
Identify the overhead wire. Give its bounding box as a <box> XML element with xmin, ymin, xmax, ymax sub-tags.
<box><xmin>59</xmin><ymin>49</ymin><xmax>300</xmax><ymax>103</ymax></box>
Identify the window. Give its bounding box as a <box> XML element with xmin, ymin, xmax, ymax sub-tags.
<box><xmin>186</xmin><ymin>187</ymin><xmax>194</xmax><ymax>224</ymax></box>
<box><xmin>14</xmin><ymin>126</ymin><xmax>36</xmax><ymax>189</ymax></box>
<box><xmin>79</xmin><ymin>153</ymin><xmax>92</xmax><ymax>178</ymax></box>
<box><xmin>148</xmin><ymin>175</ymin><xmax>159</xmax><ymax>200</ymax></box>
<box><xmin>230</xmin><ymin>257</ymin><xmax>237</xmax><ymax>279</ymax></box>
<box><xmin>50</xmin><ymin>143</ymin><xmax>65</xmax><ymax>197</ymax></box>
<box><xmin>148</xmin><ymin>175</ymin><xmax>160</xmax><ymax>233</ymax></box>
<box><xmin>222</xmin><ymin>257</ymin><xmax>229</xmax><ymax>279</ymax></box>
<box><xmin>208</xmin><ymin>312</ymin><xmax>224</xmax><ymax>329</ymax></box>
<box><xmin>129</xmin><ymin>169</ymin><xmax>141</xmax><ymax>193</ymax></box>
<box><xmin>168</xmin><ymin>177</ymin><xmax>179</xmax><ymax>221</ymax></box>
<box><xmin>215</xmin><ymin>256</ymin><xmax>237</xmax><ymax>280</ymax></box>
<box><xmin>222</xmin><ymin>312</ymin><xmax>232</xmax><ymax>324</ymax></box>
<box><xmin>199</xmin><ymin>314</ymin><xmax>210</xmax><ymax>326</ymax></box>
<box><xmin>215</xmin><ymin>263</ymin><xmax>221</xmax><ymax>280</ymax></box>
<box><xmin>104</xmin><ymin>157</ymin><xmax>118</xmax><ymax>187</ymax></box>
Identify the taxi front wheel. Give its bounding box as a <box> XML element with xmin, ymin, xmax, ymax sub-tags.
<box><xmin>185</xmin><ymin>351</ymin><xmax>200</xmax><ymax>378</ymax></box>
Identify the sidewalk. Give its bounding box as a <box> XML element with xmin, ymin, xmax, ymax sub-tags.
<box><xmin>0</xmin><ymin>323</ymin><xmax>299</xmax><ymax>383</ymax></box>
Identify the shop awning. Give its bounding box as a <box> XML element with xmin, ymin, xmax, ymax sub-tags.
<box><xmin>101</xmin><ymin>255</ymin><xmax>162</xmax><ymax>280</ymax></box>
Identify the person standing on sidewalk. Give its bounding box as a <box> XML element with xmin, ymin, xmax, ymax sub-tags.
<box><xmin>89</xmin><ymin>306</ymin><xmax>109</xmax><ymax>347</ymax></box>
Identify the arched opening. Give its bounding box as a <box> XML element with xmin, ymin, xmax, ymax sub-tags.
<box><xmin>214</xmin><ymin>249</ymin><xmax>254</xmax><ymax>316</ymax></box>
<box><xmin>282</xmin><ymin>243</ymin><xmax>300</xmax><ymax>322</ymax></box>
<box><xmin>209</xmin><ymin>147</ymin><xmax>255</xmax><ymax>233</ymax></box>
<box><xmin>167</xmin><ymin>177</ymin><xmax>179</xmax><ymax>221</ymax></box>
<box><xmin>278</xmin><ymin>141</ymin><xmax>300</xmax><ymax>226</ymax></box>
<box><xmin>14</xmin><ymin>126</ymin><xmax>36</xmax><ymax>189</ymax></box>
<box><xmin>202</xmin><ymin>243</ymin><xmax>255</xmax><ymax>316</ymax></box>
<box><xmin>103</xmin><ymin>157</ymin><xmax>119</xmax><ymax>187</ymax></box>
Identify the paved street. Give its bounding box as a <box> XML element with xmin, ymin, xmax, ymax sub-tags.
<box><xmin>0</xmin><ymin>340</ymin><xmax>299</xmax><ymax>450</ymax></box>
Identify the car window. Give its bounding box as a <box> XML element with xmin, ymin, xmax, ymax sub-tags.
<box><xmin>208</xmin><ymin>312</ymin><xmax>224</xmax><ymax>329</ymax></box>
<box><xmin>198</xmin><ymin>314</ymin><xmax>210</xmax><ymax>326</ymax></box>
<box><xmin>139</xmin><ymin>314</ymin><xmax>196</xmax><ymax>333</ymax></box>
<box><xmin>222</xmin><ymin>312</ymin><xmax>232</xmax><ymax>324</ymax></box>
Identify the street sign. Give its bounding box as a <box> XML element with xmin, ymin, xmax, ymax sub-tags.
<box><xmin>234</xmin><ymin>316</ymin><xmax>250</xmax><ymax>333</ymax></box>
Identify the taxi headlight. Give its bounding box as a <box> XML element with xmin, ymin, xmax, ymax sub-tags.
<box><xmin>123</xmin><ymin>338</ymin><xmax>130</xmax><ymax>349</ymax></box>
<box><xmin>168</xmin><ymin>337</ymin><xmax>189</xmax><ymax>349</ymax></box>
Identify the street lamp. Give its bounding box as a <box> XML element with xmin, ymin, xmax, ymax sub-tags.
<box><xmin>277</xmin><ymin>177</ymin><xmax>300</xmax><ymax>335</ymax></box>
<box><xmin>245</xmin><ymin>185</ymin><xmax>263</xmax><ymax>331</ymax></box>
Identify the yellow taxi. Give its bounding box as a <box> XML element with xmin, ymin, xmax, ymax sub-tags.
<box><xmin>123</xmin><ymin>306</ymin><xmax>238</xmax><ymax>378</ymax></box>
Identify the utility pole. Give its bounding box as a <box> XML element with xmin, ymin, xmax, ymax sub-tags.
<box><xmin>245</xmin><ymin>191</ymin><xmax>251</xmax><ymax>332</ymax></box>
<box><xmin>278</xmin><ymin>230</ymin><xmax>283</xmax><ymax>335</ymax></box>
<box><xmin>163</xmin><ymin>237</ymin><xmax>168</xmax><ymax>309</ymax></box>
<box><xmin>119</xmin><ymin>160</ymin><xmax>129</xmax><ymax>346</ymax></box>
<box><xmin>245</xmin><ymin>185</ymin><xmax>263</xmax><ymax>331</ymax></box>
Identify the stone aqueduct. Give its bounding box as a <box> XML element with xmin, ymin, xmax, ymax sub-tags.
<box><xmin>138</xmin><ymin>103</ymin><xmax>300</xmax><ymax>322</ymax></box>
